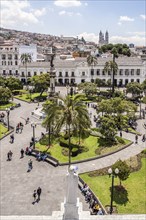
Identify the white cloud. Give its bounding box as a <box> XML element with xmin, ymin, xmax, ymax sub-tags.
<box><xmin>118</xmin><ymin>22</ymin><xmax>122</xmax><ymax>26</ymax></box>
<box><xmin>110</xmin><ymin>35</ymin><xmax>145</xmax><ymax>46</ymax></box>
<box><xmin>59</xmin><ymin>10</ymin><xmax>81</xmax><ymax>16</ymax></box>
<box><xmin>127</xmin><ymin>32</ymin><xmax>145</xmax><ymax>36</ymax></box>
<box><xmin>1</xmin><ymin>0</ymin><xmax>46</xmax><ymax>28</ymax></box>
<box><xmin>119</xmin><ymin>16</ymin><xmax>134</xmax><ymax>22</ymax></box>
<box><xmin>54</xmin><ymin>0</ymin><xmax>82</xmax><ymax>7</ymax></box>
<box><xmin>77</xmin><ymin>32</ymin><xmax>98</xmax><ymax>43</ymax></box>
<box><xmin>140</xmin><ymin>14</ymin><xmax>146</xmax><ymax>20</ymax></box>
<box><xmin>77</xmin><ymin>32</ymin><xmax>145</xmax><ymax>46</ymax></box>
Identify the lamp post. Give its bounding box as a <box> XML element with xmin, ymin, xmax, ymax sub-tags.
<box><xmin>31</xmin><ymin>122</ymin><xmax>37</xmax><ymax>149</ymax></box>
<box><xmin>6</xmin><ymin>108</ymin><xmax>10</xmax><ymax>131</ymax></box>
<box><xmin>108</xmin><ymin>167</ymin><xmax>119</xmax><ymax>215</ymax></box>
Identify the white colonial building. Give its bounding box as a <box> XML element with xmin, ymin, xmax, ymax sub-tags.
<box><xmin>0</xmin><ymin>42</ymin><xmax>146</xmax><ymax>86</ymax></box>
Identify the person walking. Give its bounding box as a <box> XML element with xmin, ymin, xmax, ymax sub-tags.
<box><xmin>120</xmin><ymin>131</ymin><xmax>122</xmax><ymax>138</ymax></box>
<box><xmin>135</xmin><ymin>134</ymin><xmax>138</xmax><ymax>144</ymax></box>
<box><xmin>37</xmin><ymin>187</ymin><xmax>42</xmax><ymax>201</ymax></box>
<box><xmin>32</xmin><ymin>190</ymin><xmax>37</xmax><ymax>203</ymax></box>
<box><xmin>7</xmin><ymin>151</ymin><xmax>10</xmax><ymax>161</ymax></box>
<box><xmin>142</xmin><ymin>134</ymin><xmax>145</xmax><ymax>142</ymax></box>
<box><xmin>20</xmin><ymin>148</ymin><xmax>24</xmax><ymax>158</ymax></box>
<box><xmin>27</xmin><ymin>159</ymin><xmax>33</xmax><ymax>172</ymax></box>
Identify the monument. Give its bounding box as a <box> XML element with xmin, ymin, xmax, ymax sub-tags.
<box><xmin>44</xmin><ymin>49</ymin><xmax>56</xmax><ymax>97</ymax></box>
<box><xmin>63</xmin><ymin>166</ymin><xmax>79</xmax><ymax>220</ymax></box>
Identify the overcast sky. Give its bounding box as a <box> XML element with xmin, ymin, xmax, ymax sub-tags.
<box><xmin>1</xmin><ymin>0</ymin><xmax>146</xmax><ymax>46</ymax></box>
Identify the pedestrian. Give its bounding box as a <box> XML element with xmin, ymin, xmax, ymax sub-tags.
<box><xmin>32</xmin><ymin>190</ymin><xmax>37</xmax><ymax>203</ymax></box>
<box><xmin>135</xmin><ymin>134</ymin><xmax>138</xmax><ymax>144</ymax></box>
<box><xmin>142</xmin><ymin>134</ymin><xmax>145</xmax><ymax>142</ymax></box>
<box><xmin>9</xmin><ymin>150</ymin><xmax>13</xmax><ymax>160</ymax></box>
<box><xmin>37</xmin><ymin>187</ymin><xmax>42</xmax><ymax>201</ymax></box>
<box><xmin>10</xmin><ymin>134</ymin><xmax>14</xmax><ymax>143</ymax></box>
<box><xmin>7</xmin><ymin>151</ymin><xmax>10</xmax><ymax>161</ymax></box>
<box><xmin>20</xmin><ymin>148</ymin><xmax>24</xmax><ymax>158</ymax></box>
<box><xmin>120</xmin><ymin>131</ymin><xmax>122</xmax><ymax>138</ymax></box>
<box><xmin>27</xmin><ymin>159</ymin><xmax>33</xmax><ymax>172</ymax></box>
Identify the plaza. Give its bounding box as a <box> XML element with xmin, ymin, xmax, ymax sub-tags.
<box><xmin>0</xmin><ymin>85</ymin><xmax>146</xmax><ymax>219</ymax></box>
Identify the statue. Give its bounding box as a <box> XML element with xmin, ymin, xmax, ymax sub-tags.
<box><xmin>63</xmin><ymin>165</ymin><xmax>79</xmax><ymax>220</ymax></box>
<box><xmin>50</xmin><ymin>53</ymin><xmax>55</xmax><ymax>68</ymax></box>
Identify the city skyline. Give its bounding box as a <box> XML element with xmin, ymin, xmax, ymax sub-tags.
<box><xmin>1</xmin><ymin>0</ymin><xmax>146</xmax><ymax>46</ymax></box>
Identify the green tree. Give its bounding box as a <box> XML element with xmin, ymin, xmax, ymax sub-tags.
<box><xmin>95</xmin><ymin>78</ymin><xmax>107</xmax><ymax>90</ymax></box>
<box><xmin>87</xmin><ymin>55</ymin><xmax>98</xmax><ymax>82</ymax></box>
<box><xmin>141</xmin><ymin>80</ymin><xmax>146</xmax><ymax>96</ymax></box>
<box><xmin>126</xmin><ymin>82</ymin><xmax>143</xmax><ymax>98</ymax></box>
<box><xmin>78</xmin><ymin>82</ymin><xmax>97</xmax><ymax>97</ymax></box>
<box><xmin>112</xmin><ymin>160</ymin><xmax>130</xmax><ymax>186</ymax></box>
<box><xmin>20</xmin><ymin>53</ymin><xmax>32</xmax><ymax>84</ymax></box>
<box><xmin>6</xmin><ymin>77</ymin><xmax>23</xmax><ymax>91</ymax></box>
<box><xmin>0</xmin><ymin>86</ymin><xmax>12</xmax><ymax>104</ymax></box>
<box><xmin>0</xmin><ymin>76</ymin><xmax>5</xmax><ymax>87</ymax></box>
<box><xmin>104</xmin><ymin>60</ymin><xmax>118</xmax><ymax>92</ymax></box>
<box><xmin>42</xmin><ymin>94</ymin><xmax>91</xmax><ymax>166</ymax></box>
<box><xmin>31</xmin><ymin>73</ymin><xmax>50</xmax><ymax>97</ymax></box>
<box><xmin>98</xmin><ymin>115</ymin><xmax>118</xmax><ymax>142</ymax></box>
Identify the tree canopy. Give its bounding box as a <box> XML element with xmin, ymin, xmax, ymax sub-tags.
<box><xmin>31</xmin><ymin>73</ymin><xmax>50</xmax><ymax>96</ymax></box>
<box><xmin>0</xmin><ymin>86</ymin><xmax>12</xmax><ymax>104</ymax></box>
<box><xmin>112</xmin><ymin>159</ymin><xmax>130</xmax><ymax>186</ymax></box>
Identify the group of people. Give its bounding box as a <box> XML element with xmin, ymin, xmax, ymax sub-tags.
<box><xmin>81</xmin><ymin>183</ymin><xmax>103</xmax><ymax>215</ymax></box>
<box><xmin>32</xmin><ymin>187</ymin><xmax>42</xmax><ymax>204</ymax></box>
<box><xmin>15</xmin><ymin>122</ymin><xmax>24</xmax><ymax>133</ymax></box>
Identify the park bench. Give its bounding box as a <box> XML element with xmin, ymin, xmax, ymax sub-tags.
<box><xmin>27</xmin><ymin>149</ymin><xmax>59</xmax><ymax>167</ymax></box>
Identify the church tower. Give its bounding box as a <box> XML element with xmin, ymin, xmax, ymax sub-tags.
<box><xmin>105</xmin><ymin>31</ymin><xmax>109</xmax><ymax>44</ymax></box>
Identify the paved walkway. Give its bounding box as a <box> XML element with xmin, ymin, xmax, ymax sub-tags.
<box><xmin>0</xmin><ymin>98</ymin><xmax>146</xmax><ymax>216</ymax></box>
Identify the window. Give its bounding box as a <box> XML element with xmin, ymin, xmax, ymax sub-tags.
<box><xmin>125</xmin><ymin>69</ymin><xmax>129</xmax><ymax>75</ymax></box>
<box><xmin>65</xmin><ymin>72</ymin><xmax>68</xmax><ymax>77</ymax></box>
<box><xmin>3</xmin><ymin>70</ymin><xmax>6</xmax><ymax>75</ymax></box>
<box><xmin>2</xmin><ymin>54</ymin><xmax>6</xmax><ymax>60</ymax></box>
<box><xmin>14</xmin><ymin>54</ymin><xmax>18</xmax><ymax>60</ymax></box>
<box><xmin>136</xmin><ymin>79</ymin><xmax>140</xmax><ymax>83</ymax></box>
<box><xmin>59</xmin><ymin>72</ymin><xmax>62</xmax><ymax>77</ymax></box>
<box><xmin>8</xmin><ymin>54</ymin><xmax>12</xmax><ymax>60</ymax></box>
<box><xmin>82</xmin><ymin>72</ymin><xmax>85</xmax><ymax>76</ymax></box>
<box><xmin>71</xmin><ymin>72</ymin><xmax>75</xmax><ymax>77</ymax></box>
<box><xmin>15</xmin><ymin>70</ymin><xmax>18</xmax><ymax>75</ymax></box>
<box><xmin>119</xmin><ymin>70</ymin><xmax>123</xmax><ymax>75</ymax></box>
<box><xmin>131</xmin><ymin>79</ymin><xmax>134</xmax><ymax>82</ymax></box>
<box><xmin>34</xmin><ymin>72</ymin><xmax>37</xmax><ymax>76</ymax></box>
<box><xmin>102</xmin><ymin>70</ymin><xmax>105</xmax><ymax>75</ymax></box>
<box><xmin>15</xmin><ymin>61</ymin><xmax>18</xmax><ymax>65</ymax></box>
<box><xmin>96</xmin><ymin>70</ymin><xmax>100</xmax><ymax>75</ymax></box>
<box><xmin>131</xmin><ymin>69</ymin><xmax>134</xmax><ymax>75</ymax></box>
<box><xmin>91</xmin><ymin>69</ymin><xmax>94</xmax><ymax>76</ymax></box>
<box><xmin>108</xmin><ymin>71</ymin><xmax>111</xmax><ymax>76</ymax></box>
<box><xmin>136</xmin><ymin>69</ymin><xmax>140</xmax><ymax>75</ymax></box>
<box><xmin>28</xmin><ymin>72</ymin><xmax>31</xmax><ymax>77</ymax></box>
<box><xmin>9</xmin><ymin>70</ymin><xmax>12</xmax><ymax>75</ymax></box>
<box><xmin>21</xmin><ymin>72</ymin><xmax>25</xmax><ymax>77</ymax></box>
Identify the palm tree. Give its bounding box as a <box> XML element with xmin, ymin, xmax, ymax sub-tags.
<box><xmin>20</xmin><ymin>53</ymin><xmax>32</xmax><ymax>84</ymax></box>
<box><xmin>104</xmin><ymin>59</ymin><xmax>118</xmax><ymax>92</ymax></box>
<box><xmin>42</xmin><ymin>94</ymin><xmax>91</xmax><ymax>167</ymax></box>
<box><xmin>87</xmin><ymin>55</ymin><xmax>98</xmax><ymax>83</ymax></box>
<box><xmin>100</xmin><ymin>44</ymin><xmax>131</xmax><ymax>94</ymax></box>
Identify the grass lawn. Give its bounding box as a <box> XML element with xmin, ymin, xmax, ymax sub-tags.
<box><xmin>35</xmin><ymin>135</ymin><xmax>131</xmax><ymax>163</ymax></box>
<box><xmin>80</xmin><ymin>158</ymin><xmax>146</xmax><ymax>214</ymax></box>
<box><xmin>14</xmin><ymin>92</ymin><xmax>47</xmax><ymax>102</ymax></box>
<box><xmin>0</xmin><ymin>123</ymin><xmax>8</xmax><ymax>138</ymax></box>
<box><xmin>0</xmin><ymin>102</ymin><xmax>16</xmax><ymax>110</ymax></box>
